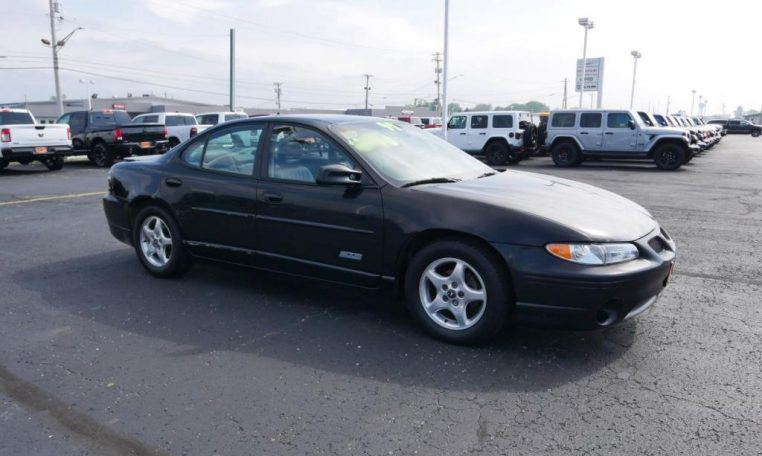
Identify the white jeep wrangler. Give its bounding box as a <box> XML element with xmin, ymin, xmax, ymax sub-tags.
<box><xmin>436</xmin><ymin>111</ymin><xmax>538</xmax><ymax>165</ymax></box>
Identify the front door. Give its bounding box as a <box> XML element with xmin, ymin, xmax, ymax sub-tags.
<box><xmin>167</xmin><ymin>123</ymin><xmax>264</xmax><ymax>265</ymax></box>
<box><xmin>603</xmin><ymin>112</ymin><xmax>637</xmax><ymax>153</ymax></box>
<box><xmin>256</xmin><ymin>123</ymin><xmax>383</xmax><ymax>287</ymax></box>
<box><xmin>446</xmin><ymin>115</ymin><xmax>469</xmax><ymax>150</ymax></box>
<box><xmin>577</xmin><ymin>112</ymin><xmax>604</xmax><ymax>151</ymax></box>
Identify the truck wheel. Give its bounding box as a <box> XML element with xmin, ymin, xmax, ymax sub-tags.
<box><xmin>484</xmin><ymin>142</ymin><xmax>509</xmax><ymax>166</ymax></box>
<box><xmin>44</xmin><ymin>157</ymin><xmax>64</xmax><ymax>171</ymax></box>
<box><xmin>0</xmin><ymin>158</ymin><xmax>8</xmax><ymax>170</ymax></box>
<box><xmin>92</xmin><ymin>143</ymin><xmax>114</xmax><ymax>168</ymax></box>
<box><xmin>168</xmin><ymin>138</ymin><xmax>180</xmax><ymax>149</ymax></box>
<box><xmin>752</xmin><ymin>130</ymin><xmax>760</xmax><ymax>138</ymax></box>
<box><xmin>653</xmin><ymin>144</ymin><xmax>685</xmax><ymax>170</ymax></box>
<box><xmin>551</xmin><ymin>142</ymin><xmax>581</xmax><ymax>167</ymax></box>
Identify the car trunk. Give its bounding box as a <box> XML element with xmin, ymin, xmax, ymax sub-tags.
<box><xmin>5</xmin><ymin>124</ymin><xmax>70</xmax><ymax>146</ymax></box>
<box><xmin>118</xmin><ymin>123</ymin><xmax>166</xmax><ymax>143</ymax></box>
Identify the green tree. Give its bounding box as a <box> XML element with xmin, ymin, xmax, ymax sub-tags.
<box><xmin>447</xmin><ymin>102</ymin><xmax>463</xmax><ymax>113</ymax></box>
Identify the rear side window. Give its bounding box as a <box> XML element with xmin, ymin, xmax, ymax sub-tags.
<box><xmin>492</xmin><ymin>115</ymin><xmax>513</xmax><ymax>128</ymax></box>
<box><xmin>579</xmin><ymin>113</ymin><xmax>602</xmax><ymax>128</ymax></box>
<box><xmin>0</xmin><ymin>112</ymin><xmax>34</xmax><ymax>124</ymax></box>
<box><xmin>448</xmin><ymin>116</ymin><xmax>466</xmax><ymax>129</ymax></box>
<box><xmin>470</xmin><ymin>115</ymin><xmax>488</xmax><ymax>129</ymax></box>
<box><xmin>607</xmin><ymin>113</ymin><xmax>633</xmax><ymax>128</ymax></box>
<box><xmin>202</xmin><ymin>124</ymin><xmax>264</xmax><ymax>175</ymax></box>
<box><xmin>551</xmin><ymin>113</ymin><xmax>576</xmax><ymax>127</ymax></box>
<box><xmin>138</xmin><ymin>115</ymin><xmax>159</xmax><ymax>124</ymax></box>
<box><xmin>197</xmin><ymin>114</ymin><xmax>219</xmax><ymax>125</ymax></box>
<box><xmin>182</xmin><ymin>139</ymin><xmax>205</xmax><ymax>167</ymax></box>
<box><xmin>166</xmin><ymin>116</ymin><xmax>191</xmax><ymax>126</ymax></box>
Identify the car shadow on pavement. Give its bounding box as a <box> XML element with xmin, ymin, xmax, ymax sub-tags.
<box><xmin>15</xmin><ymin>250</ymin><xmax>636</xmax><ymax>393</ymax></box>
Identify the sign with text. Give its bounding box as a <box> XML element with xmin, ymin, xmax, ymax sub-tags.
<box><xmin>575</xmin><ymin>57</ymin><xmax>605</xmax><ymax>92</ymax></box>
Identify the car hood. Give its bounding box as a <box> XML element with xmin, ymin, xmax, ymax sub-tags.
<box><xmin>418</xmin><ymin>170</ymin><xmax>657</xmax><ymax>243</ymax></box>
<box><xmin>642</xmin><ymin>126</ymin><xmax>685</xmax><ymax>135</ymax></box>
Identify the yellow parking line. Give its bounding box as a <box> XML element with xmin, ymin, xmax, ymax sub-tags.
<box><xmin>0</xmin><ymin>191</ymin><xmax>107</xmax><ymax>207</ymax></box>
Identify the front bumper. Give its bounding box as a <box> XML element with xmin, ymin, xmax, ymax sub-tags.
<box><xmin>111</xmin><ymin>141</ymin><xmax>169</xmax><ymax>157</ymax></box>
<box><xmin>492</xmin><ymin>226</ymin><xmax>676</xmax><ymax>329</ymax></box>
<box><xmin>2</xmin><ymin>145</ymin><xmax>73</xmax><ymax>160</ymax></box>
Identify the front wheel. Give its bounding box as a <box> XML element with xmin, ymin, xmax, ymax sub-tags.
<box><xmin>752</xmin><ymin>130</ymin><xmax>760</xmax><ymax>138</ymax></box>
<box><xmin>405</xmin><ymin>240</ymin><xmax>511</xmax><ymax>344</ymax></box>
<box><xmin>653</xmin><ymin>144</ymin><xmax>685</xmax><ymax>170</ymax></box>
<box><xmin>551</xmin><ymin>142</ymin><xmax>581</xmax><ymax>167</ymax></box>
<box><xmin>133</xmin><ymin>206</ymin><xmax>191</xmax><ymax>278</ymax></box>
<box><xmin>91</xmin><ymin>143</ymin><xmax>114</xmax><ymax>168</ymax></box>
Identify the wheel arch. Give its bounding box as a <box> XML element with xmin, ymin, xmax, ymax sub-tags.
<box><xmin>550</xmin><ymin>135</ymin><xmax>583</xmax><ymax>150</ymax></box>
<box><xmin>481</xmin><ymin>136</ymin><xmax>510</xmax><ymax>153</ymax></box>
<box><xmin>127</xmin><ymin>196</ymin><xmax>180</xmax><ymax>236</ymax></box>
<box><xmin>648</xmin><ymin>138</ymin><xmax>689</xmax><ymax>158</ymax></box>
<box><xmin>395</xmin><ymin>229</ymin><xmax>515</xmax><ymax>298</ymax></box>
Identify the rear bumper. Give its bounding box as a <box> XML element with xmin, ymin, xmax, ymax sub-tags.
<box><xmin>492</xmin><ymin>227</ymin><xmax>676</xmax><ymax>329</ymax></box>
<box><xmin>2</xmin><ymin>145</ymin><xmax>73</xmax><ymax>160</ymax></box>
<box><xmin>111</xmin><ymin>141</ymin><xmax>169</xmax><ymax>157</ymax></box>
<box><xmin>103</xmin><ymin>195</ymin><xmax>133</xmax><ymax>246</ymax></box>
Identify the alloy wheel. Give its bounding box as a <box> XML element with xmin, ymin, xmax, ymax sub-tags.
<box><xmin>139</xmin><ymin>216</ymin><xmax>173</xmax><ymax>268</ymax></box>
<box><xmin>418</xmin><ymin>257</ymin><xmax>487</xmax><ymax>330</ymax></box>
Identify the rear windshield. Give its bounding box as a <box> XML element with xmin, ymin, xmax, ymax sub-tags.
<box><xmin>0</xmin><ymin>112</ymin><xmax>34</xmax><ymax>124</ymax></box>
<box><xmin>89</xmin><ymin>111</ymin><xmax>132</xmax><ymax>126</ymax></box>
<box><xmin>493</xmin><ymin>115</ymin><xmax>513</xmax><ymax>128</ymax></box>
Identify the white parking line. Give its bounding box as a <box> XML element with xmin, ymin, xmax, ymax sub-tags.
<box><xmin>0</xmin><ymin>191</ymin><xmax>107</xmax><ymax>207</ymax></box>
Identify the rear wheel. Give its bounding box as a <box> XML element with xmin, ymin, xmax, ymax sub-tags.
<box><xmin>653</xmin><ymin>144</ymin><xmax>685</xmax><ymax>170</ymax></box>
<box><xmin>133</xmin><ymin>205</ymin><xmax>190</xmax><ymax>278</ymax></box>
<box><xmin>44</xmin><ymin>157</ymin><xmax>64</xmax><ymax>171</ymax></box>
<box><xmin>484</xmin><ymin>142</ymin><xmax>509</xmax><ymax>166</ymax></box>
<box><xmin>405</xmin><ymin>239</ymin><xmax>511</xmax><ymax>344</ymax></box>
<box><xmin>168</xmin><ymin>137</ymin><xmax>180</xmax><ymax>149</ymax></box>
<box><xmin>0</xmin><ymin>158</ymin><xmax>8</xmax><ymax>170</ymax></box>
<box><xmin>92</xmin><ymin>142</ymin><xmax>114</xmax><ymax>167</ymax></box>
<box><xmin>752</xmin><ymin>130</ymin><xmax>760</xmax><ymax>138</ymax></box>
<box><xmin>551</xmin><ymin>142</ymin><xmax>581</xmax><ymax>167</ymax></box>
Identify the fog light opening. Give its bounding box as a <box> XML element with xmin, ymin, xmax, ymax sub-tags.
<box><xmin>596</xmin><ymin>300</ymin><xmax>620</xmax><ymax>326</ymax></box>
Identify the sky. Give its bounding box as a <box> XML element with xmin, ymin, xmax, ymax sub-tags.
<box><xmin>1</xmin><ymin>0</ymin><xmax>760</xmax><ymax>115</ymax></box>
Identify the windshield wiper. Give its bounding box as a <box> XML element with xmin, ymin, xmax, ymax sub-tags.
<box><xmin>401</xmin><ymin>177</ymin><xmax>461</xmax><ymax>188</ymax></box>
<box><xmin>476</xmin><ymin>171</ymin><xmax>497</xmax><ymax>178</ymax></box>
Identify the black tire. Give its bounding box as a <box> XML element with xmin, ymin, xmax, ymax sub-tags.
<box><xmin>44</xmin><ymin>157</ymin><xmax>64</xmax><ymax>171</ymax></box>
<box><xmin>752</xmin><ymin>130</ymin><xmax>760</xmax><ymax>138</ymax></box>
<box><xmin>0</xmin><ymin>158</ymin><xmax>8</xmax><ymax>170</ymax></box>
<box><xmin>91</xmin><ymin>142</ymin><xmax>114</xmax><ymax>168</ymax></box>
<box><xmin>484</xmin><ymin>142</ymin><xmax>510</xmax><ymax>166</ymax></box>
<box><xmin>168</xmin><ymin>137</ymin><xmax>180</xmax><ymax>149</ymax></box>
<box><xmin>551</xmin><ymin>142</ymin><xmax>581</xmax><ymax>167</ymax></box>
<box><xmin>404</xmin><ymin>239</ymin><xmax>511</xmax><ymax>344</ymax></box>
<box><xmin>653</xmin><ymin>144</ymin><xmax>685</xmax><ymax>170</ymax></box>
<box><xmin>132</xmin><ymin>205</ymin><xmax>191</xmax><ymax>278</ymax></box>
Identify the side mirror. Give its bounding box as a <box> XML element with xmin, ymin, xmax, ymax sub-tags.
<box><xmin>316</xmin><ymin>164</ymin><xmax>362</xmax><ymax>186</ymax></box>
<box><xmin>628</xmin><ymin>120</ymin><xmax>636</xmax><ymax>130</ymax></box>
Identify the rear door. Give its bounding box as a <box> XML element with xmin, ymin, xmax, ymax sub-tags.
<box><xmin>577</xmin><ymin>112</ymin><xmax>604</xmax><ymax>151</ymax></box>
<box><xmin>603</xmin><ymin>112</ymin><xmax>637</xmax><ymax>153</ymax></box>
<box><xmin>467</xmin><ymin>114</ymin><xmax>489</xmax><ymax>151</ymax></box>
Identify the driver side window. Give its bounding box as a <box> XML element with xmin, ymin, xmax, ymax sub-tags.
<box><xmin>201</xmin><ymin>124</ymin><xmax>263</xmax><ymax>175</ymax></box>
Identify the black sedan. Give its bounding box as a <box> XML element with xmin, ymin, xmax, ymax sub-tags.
<box><xmin>103</xmin><ymin>115</ymin><xmax>676</xmax><ymax>344</ymax></box>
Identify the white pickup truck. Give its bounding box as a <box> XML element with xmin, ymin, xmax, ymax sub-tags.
<box><xmin>131</xmin><ymin>112</ymin><xmax>208</xmax><ymax>149</ymax></box>
<box><xmin>1</xmin><ymin>108</ymin><xmax>72</xmax><ymax>171</ymax></box>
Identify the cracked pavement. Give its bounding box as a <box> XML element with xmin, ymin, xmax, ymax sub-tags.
<box><xmin>1</xmin><ymin>136</ymin><xmax>761</xmax><ymax>455</ymax></box>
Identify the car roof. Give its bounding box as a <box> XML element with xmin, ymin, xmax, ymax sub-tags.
<box><xmin>0</xmin><ymin>108</ymin><xmax>31</xmax><ymax>113</ymax></box>
<box><xmin>195</xmin><ymin>111</ymin><xmax>246</xmax><ymax>116</ymax></box>
<box><xmin>455</xmin><ymin>111</ymin><xmax>530</xmax><ymax>116</ymax></box>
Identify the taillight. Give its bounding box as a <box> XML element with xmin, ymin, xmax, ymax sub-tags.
<box><xmin>163</xmin><ymin>127</ymin><xmax>169</xmax><ymax>139</ymax></box>
<box><xmin>190</xmin><ymin>127</ymin><xmax>198</xmax><ymax>137</ymax></box>
<box><xmin>67</xmin><ymin>127</ymin><xmax>71</xmax><ymax>140</ymax></box>
<box><xmin>1</xmin><ymin>128</ymin><xmax>10</xmax><ymax>142</ymax></box>
<box><xmin>113</xmin><ymin>128</ymin><xmax>123</xmax><ymax>141</ymax></box>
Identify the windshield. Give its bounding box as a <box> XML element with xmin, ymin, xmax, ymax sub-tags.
<box><xmin>330</xmin><ymin>120</ymin><xmax>493</xmax><ymax>186</ymax></box>
<box><xmin>224</xmin><ymin>113</ymin><xmax>248</xmax><ymax>122</ymax></box>
<box><xmin>0</xmin><ymin>111</ymin><xmax>35</xmax><ymax>124</ymax></box>
<box><xmin>653</xmin><ymin>115</ymin><xmax>669</xmax><ymax>127</ymax></box>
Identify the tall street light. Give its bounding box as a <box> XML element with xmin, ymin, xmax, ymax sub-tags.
<box><xmin>690</xmin><ymin>90</ymin><xmax>696</xmax><ymax>116</ymax></box>
<box><xmin>79</xmin><ymin>79</ymin><xmax>94</xmax><ymax>111</ymax></box>
<box><xmin>42</xmin><ymin>2</ymin><xmax>84</xmax><ymax>118</ymax></box>
<box><xmin>629</xmin><ymin>50</ymin><xmax>642</xmax><ymax>109</ymax></box>
<box><xmin>578</xmin><ymin>17</ymin><xmax>594</xmax><ymax>108</ymax></box>
<box><xmin>442</xmin><ymin>0</ymin><xmax>450</xmax><ymax>140</ymax></box>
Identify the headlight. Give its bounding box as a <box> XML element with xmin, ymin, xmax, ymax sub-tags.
<box><xmin>546</xmin><ymin>243</ymin><xmax>639</xmax><ymax>265</ymax></box>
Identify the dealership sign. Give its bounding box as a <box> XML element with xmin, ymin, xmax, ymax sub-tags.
<box><xmin>575</xmin><ymin>57</ymin><xmax>605</xmax><ymax>92</ymax></box>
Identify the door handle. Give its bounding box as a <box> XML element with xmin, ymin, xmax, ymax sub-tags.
<box><xmin>459</xmin><ymin>132</ymin><xmax>466</xmax><ymax>135</ymax></box>
<box><xmin>165</xmin><ymin>177</ymin><xmax>182</xmax><ymax>187</ymax></box>
<box><xmin>479</xmin><ymin>132</ymin><xmax>486</xmax><ymax>135</ymax></box>
<box><xmin>605</xmin><ymin>132</ymin><xmax>614</xmax><ymax>135</ymax></box>
<box><xmin>580</xmin><ymin>132</ymin><xmax>589</xmax><ymax>135</ymax></box>
<box><xmin>262</xmin><ymin>191</ymin><xmax>283</xmax><ymax>203</ymax></box>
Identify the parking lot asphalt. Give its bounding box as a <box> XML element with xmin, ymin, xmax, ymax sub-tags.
<box><xmin>1</xmin><ymin>137</ymin><xmax>761</xmax><ymax>456</ymax></box>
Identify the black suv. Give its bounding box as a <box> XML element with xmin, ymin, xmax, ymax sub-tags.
<box><xmin>708</xmin><ymin>119</ymin><xmax>761</xmax><ymax>137</ymax></box>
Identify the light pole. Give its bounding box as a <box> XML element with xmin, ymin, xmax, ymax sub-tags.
<box><xmin>79</xmin><ymin>79</ymin><xmax>94</xmax><ymax>110</ymax></box>
<box><xmin>43</xmin><ymin>0</ymin><xmax>84</xmax><ymax>116</ymax></box>
<box><xmin>629</xmin><ymin>50</ymin><xmax>642</xmax><ymax>109</ymax></box>
<box><xmin>690</xmin><ymin>90</ymin><xmax>696</xmax><ymax>116</ymax></box>
<box><xmin>698</xmin><ymin>95</ymin><xmax>703</xmax><ymax>116</ymax></box>
<box><xmin>442</xmin><ymin>0</ymin><xmax>450</xmax><ymax>140</ymax></box>
<box><xmin>578</xmin><ymin>18</ymin><xmax>594</xmax><ymax>108</ymax></box>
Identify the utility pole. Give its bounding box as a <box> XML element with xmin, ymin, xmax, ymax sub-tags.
<box><xmin>690</xmin><ymin>90</ymin><xmax>696</xmax><ymax>116</ymax></box>
<box><xmin>273</xmin><ymin>82</ymin><xmax>282</xmax><ymax>114</ymax></box>
<box><xmin>666</xmin><ymin>96</ymin><xmax>671</xmax><ymax>115</ymax></box>
<box><xmin>363</xmin><ymin>74</ymin><xmax>372</xmax><ymax>115</ymax></box>
<box><xmin>432</xmin><ymin>52</ymin><xmax>442</xmax><ymax>116</ymax></box>
<box><xmin>229</xmin><ymin>28</ymin><xmax>235</xmax><ymax>111</ymax></box>
<box><xmin>442</xmin><ymin>0</ymin><xmax>450</xmax><ymax>140</ymax></box>
<box><xmin>47</xmin><ymin>0</ymin><xmax>62</xmax><ymax>116</ymax></box>
<box><xmin>562</xmin><ymin>78</ymin><xmax>568</xmax><ymax>109</ymax></box>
